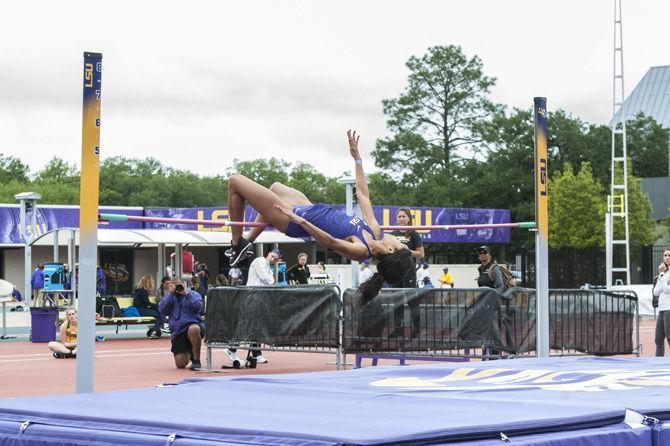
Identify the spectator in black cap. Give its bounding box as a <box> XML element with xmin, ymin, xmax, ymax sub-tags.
<box><xmin>476</xmin><ymin>246</ymin><xmax>506</xmax><ymax>294</ymax></box>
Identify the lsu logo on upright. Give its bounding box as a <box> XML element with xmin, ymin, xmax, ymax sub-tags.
<box><xmin>539</xmin><ymin>158</ymin><xmax>547</xmax><ymax>196</ymax></box>
<box><xmin>84</xmin><ymin>63</ymin><xmax>94</xmax><ymax>88</ymax></box>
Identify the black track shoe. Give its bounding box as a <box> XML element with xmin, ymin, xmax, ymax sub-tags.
<box><xmin>225</xmin><ymin>237</ymin><xmax>254</xmax><ymax>267</ymax></box>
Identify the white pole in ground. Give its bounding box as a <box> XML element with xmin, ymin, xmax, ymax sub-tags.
<box><xmin>53</xmin><ymin>230</ymin><xmax>59</xmax><ymax>263</ymax></box>
<box><xmin>69</xmin><ymin>229</ymin><xmax>77</xmax><ymax>306</ymax></box>
<box><xmin>77</xmin><ymin>51</ymin><xmax>103</xmax><ymax>393</ymax></box>
<box><xmin>338</xmin><ymin>177</ymin><xmax>358</xmax><ymax>288</ymax></box>
<box><xmin>605</xmin><ymin>210</ymin><xmax>612</xmax><ymax>289</ymax></box>
<box><xmin>533</xmin><ymin>97</ymin><xmax>550</xmax><ymax>358</ymax></box>
<box><xmin>157</xmin><ymin>243</ymin><xmax>165</xmax><ymax>289</ymax></box>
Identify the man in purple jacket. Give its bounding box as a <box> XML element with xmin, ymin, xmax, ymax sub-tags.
<box><xmin>158</xmin><ymin>278</ymin><xmax>205</xmax><ymax>370</ymax></box>
<box><xmin>31</xmin><ymin>264</ymin><xmax>44</xmax><ymax>307</ymax></box>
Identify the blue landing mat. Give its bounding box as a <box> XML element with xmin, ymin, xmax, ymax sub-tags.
<box><xmin>0</xmin><ymin>357</ymin><xmax>669</xmax><ymax>445</ymax></box>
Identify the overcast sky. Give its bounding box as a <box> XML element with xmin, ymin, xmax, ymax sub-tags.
<box><xmin>1</xmin><ymin>0</ymin><xmax>668</xmax><ymax>180</ymax></box>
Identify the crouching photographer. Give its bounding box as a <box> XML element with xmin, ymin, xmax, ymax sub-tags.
<box><xmin>158</xmin><ymin>278</ymin><xmax>205</xmax><ymax>370</ymax></box>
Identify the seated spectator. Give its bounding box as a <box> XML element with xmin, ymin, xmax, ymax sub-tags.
<box><xmin>416</xmin><ymin>261</ymin><xmax>430</xmax><ymax>284</ymax></box>
<box><xmin>49</xmin><ymin>308</ymin><xmax>78</xmax><ymax>358</ymax></box>
<box><xmin>228</xmin><ymin>267</ymin><xmax>244</xmax><ymax>286</ymax></box>
<box><xmin>422</xmin><ymin>276</ymin><xmax>435</xmax><ymax>289</ymax></box>
<box><xmin>158</xmin><ymin>276</ymin><xmax>171</xmax><ymax>300</ymax></box>
<box><xmin>315</xmin><ymin>261</ymin><xmax>328</xmax><ymax>276</ymax></box>
<box><xmin>196</xmin><ymin>262</ymin><xmax>211</xmax><ymax>289</ymax></box>
<box><xmin>9</xmin><ymin>287</ymin><xmax>24</xmax><ymax>312</ymax></box>
<box><xmin>287</xmin><ymin>253</ymin><xmax>311</xmax><ymax>285</ymax></box>
<box><xmin>159</xmin><ymin>278</ymin><xmax>205</xmax><ymax>370</ymax></box>
<box><xmin>213</xmin><ymin>274</ymin><xmax>229</xmax><ymax>287</ymax></box>
<box><xmin>132</xmin><ymin>275</ymin><xmax>166</xmax><ymax>339</ymax></box>
<box><xmin>191</xmin><ymin>276</ymin><xmax>207</xmax><ymax>298</ymax></box>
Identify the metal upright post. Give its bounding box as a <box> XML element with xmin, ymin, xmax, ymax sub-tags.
<box><xmin>608</xmin><ymin>0</ymin><xmax>631</xmax><ymax>287</ymax></box>
<box><xmin>77</xmin><ymin>51</ymin><xmax>103</xmax><ymax>393</ymax></box>
<box><xmin>533</xmin><ymin>98</ymin><xmax>550</xmax><ymax>358</ymax></box>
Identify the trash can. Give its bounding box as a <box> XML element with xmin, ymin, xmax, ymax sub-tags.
<box><xmin>30</xmin><ymin>307</ymin><xmax>58</xmax><ymax>343</ymax></box>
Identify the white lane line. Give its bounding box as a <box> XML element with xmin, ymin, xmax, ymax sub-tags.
<box><xmin>0</xmin><ymin>347</ymin><xmax>169</xmax><ymax>359</ymax></box>
<box><xmin>0</xmin><ymin>351</ymin><xmax>172</xmax><ymax>364</ymax></box>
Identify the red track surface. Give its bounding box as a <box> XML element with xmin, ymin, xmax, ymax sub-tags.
<box><xmin>0</xmin><ymin>318</ymin><xmax>660</xmax><ymax>398</ymax></box>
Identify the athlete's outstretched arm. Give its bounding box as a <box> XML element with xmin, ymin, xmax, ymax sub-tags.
<box><xmin>347</xmin><ymin>130</ymin><xmax>381</xmax><ymax>235</ymax></box>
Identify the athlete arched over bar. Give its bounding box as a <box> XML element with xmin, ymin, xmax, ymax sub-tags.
<box><xmin>226</xmin><ymin>130</ymin><xmax>413</xmax><ymax>299</ymax></box>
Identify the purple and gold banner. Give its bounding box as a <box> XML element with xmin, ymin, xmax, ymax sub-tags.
<box><xmin>0</xmin><ymin>207</ymin><xmax>142</xmax><ymax>244</ymax></box>
<box><xmin>0</xmin><ymin>205</ymin><xmax>509</xmax><ymax>245</ymax></box>
<box><xmin>144</xmin><ymin>205</ymin><xmax>511</xmax><ymax>244</ymax></box>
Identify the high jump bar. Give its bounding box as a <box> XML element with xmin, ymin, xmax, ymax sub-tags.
<box><xmin>98</xmin><ymin>213</ymin><xmax>537</xmax><ymax>231</ymax></box>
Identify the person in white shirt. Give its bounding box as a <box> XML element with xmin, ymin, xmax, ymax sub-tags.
<box><xmin>359</xmin><ymin>261</ymin><xmax>373</xmax><ymax>284</ymax></box>
<box><xmin>652</xmin><ymin>246</ymin><xmax>670</xmax><ymax>356</ymax></box>
<box><xmin>246</xmin><ymin>248</ymin><xmax>281</xmax><ymax>286</ymax></box>
<box><xmin>236</xmin><ymin>248</ymin><xmax>282</xmax><ymax>364</ymax></box>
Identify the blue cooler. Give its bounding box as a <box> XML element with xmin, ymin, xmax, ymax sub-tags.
<box><xmin>43</xmin><ymin>263</ymin><xmax>65</xmax><ymax>291</ymax></box>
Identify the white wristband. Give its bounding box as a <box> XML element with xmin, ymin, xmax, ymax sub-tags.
<box><xmin>355</xmin><ymin>159</ymin><xmax>362</xmax><ymax>165</ymax></box>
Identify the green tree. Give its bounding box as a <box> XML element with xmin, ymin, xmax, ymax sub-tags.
<box><xmin>548</xmin><ymin>163</ymin><xmax>605</xmax><ymax>249</ymax></box>
<box><xmin>227</xmin><ymin>158</ymin><xmax>290</xmax><ymax>188</ymax></box>
<box><xmin>0</xmin><ymin>155</ymin><xmax>30</xmax><ymax>184</ymax></box>
<box><xmin>366</xmin><ymin>172</ymin><xmax>413</xmax><ymax>207</ymax></box>
<box><xmin>34</xmin><ymin>157</ymin><xmax>79</xmax><ymax>185</ymax></box>
<box><xmin>373</xmin><ymin>45</ymin><xmax>498</xmax><ymax>180</ymax></box>
<box><xmin>612</xmin><ymin>162</ymin><xmax>655</xmax><ymax>248</ymax></box>
<box><xmin>287</xmin><ymin>163</ymin><xmax>343</xmax><ymax>204</ymax></box>
<box><xmin>625</xmin><ymin>113</ymin><xmax>670</xmax><ymax>178</ymax></box>
<box><xmin>98</xmin><ymin>156</ymin><xmax>228</xmax><ymax>207</ymax></box>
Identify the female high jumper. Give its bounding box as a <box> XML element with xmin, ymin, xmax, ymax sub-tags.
<box><xmin>226</xmin><ymin>130</ymin><xmax>413</xmax><ymax>299</ymax></box>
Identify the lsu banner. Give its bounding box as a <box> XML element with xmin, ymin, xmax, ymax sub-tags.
<box><xmin>0</xmin><ymin>205</ymin><xmax>510</xmax><ymax>245</ymax></box>
<box><xmin>144</xmin><ymin>205</ymin><xmax>511</xmax><ymax>244</ymax></box>
<box><xmin>0</xmin><ymin>207</ymin><xmax>143</xmax><ymax>244</ymax></box>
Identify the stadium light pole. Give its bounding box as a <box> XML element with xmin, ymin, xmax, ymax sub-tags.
<box><xmin>15</xmin><ymin>192</ymin><xmax>42</xmax><ymax>310</ymax></box>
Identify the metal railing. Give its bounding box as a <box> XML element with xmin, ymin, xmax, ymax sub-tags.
<box><xmin>203</xmin><ymin>285</ymin><xmax>639</xmax><ymax>371</ymax></box>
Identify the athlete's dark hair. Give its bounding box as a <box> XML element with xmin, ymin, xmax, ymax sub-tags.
<box><xmin>356</xmin><ymin>249</ymin><xmax>413</xmax><ymax>304</ymax></box>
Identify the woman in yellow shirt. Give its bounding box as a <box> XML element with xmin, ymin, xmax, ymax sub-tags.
<box><xmin>49</xmin><ymin>308</ymin><xmax>78</xmax><ymax>359</ymax></box>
